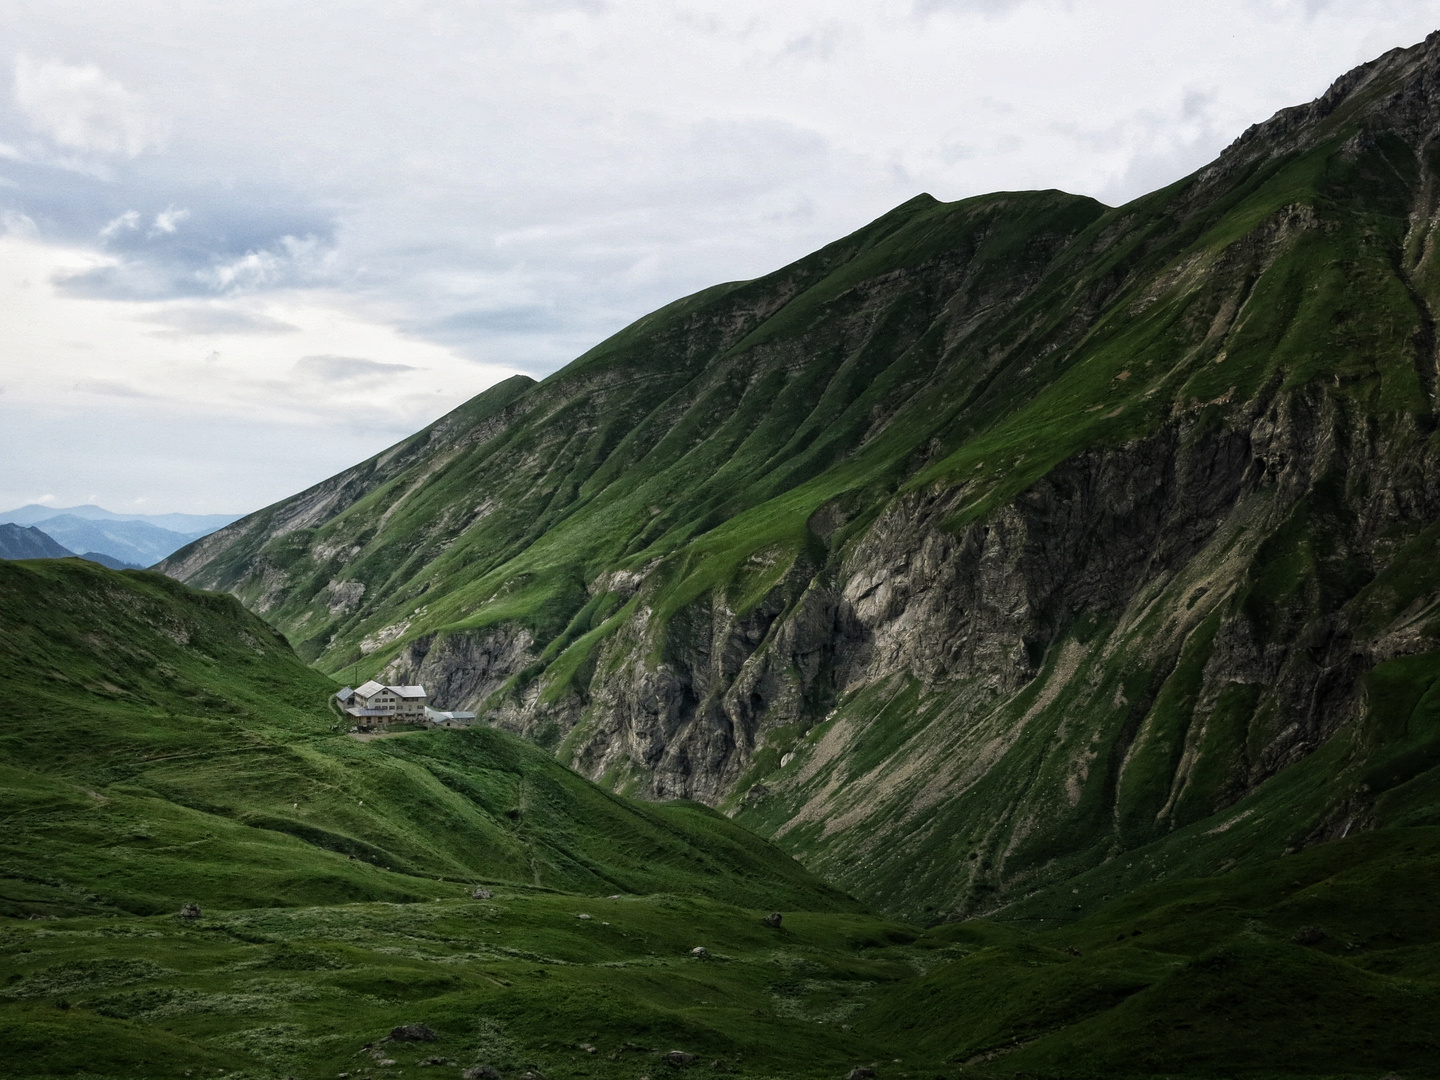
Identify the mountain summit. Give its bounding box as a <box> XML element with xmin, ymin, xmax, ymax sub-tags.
<box><xmin>166</xmin><ymin>34</ymin><xmax>1440</xmax><ymax>921</ymax></box>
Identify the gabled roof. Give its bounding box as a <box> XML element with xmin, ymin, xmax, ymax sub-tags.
<box><xmin>391</xmin><ymin>685</ymin><xmax>426</xmax><ymax>699</ymax></box>
<box><xmin>354</xmin><ymin>680</ymin><xmax>386</xmax><ymax>697</ymax></box>
<box><xmin>426</xmin><ymin>706</ymin><xmax>475</xmax><ymax>721</ymax></box>
<box><xmin>335</xmin><ymin>686</ymin><xmax>355</xmax><ymax>702</ymax></box>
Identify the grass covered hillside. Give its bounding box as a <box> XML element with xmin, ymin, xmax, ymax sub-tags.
<box><xmin>161</xmin><ymin>31</ymin><xmax>1440</xmax><ymax>929</ymax></box>
<box><xmin>4</xmin><ymin>558</ymin><xmax>1440</xmax><ymax>1079</ymax></box>
<box><xmin>0</xmin><ymin>558</ymin><xmax>851</xmax><ymax>916</ymax></box>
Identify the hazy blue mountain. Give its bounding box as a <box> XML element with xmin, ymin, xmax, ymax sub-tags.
<box><xmin>78</xmin><ymin>551</ymin><xmax>144</xmax><ymax>570</ymax></box>
<box><xmin>0</xmin><ymin>503</ymin><xmax>242</xmax><ymax>534</ymax></box>
<box><xmin>0</xmin><ymin>523</ymin><xmax>74</xmax><ymax>560</ymax></box>
<box><xmin>27</xmin><ymin>514</ymin><xmax>199</xmax><ymax>567</ymax></box>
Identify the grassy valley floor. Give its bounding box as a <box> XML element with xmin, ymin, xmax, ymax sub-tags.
<box><xmin>3</xmin><ymin>827</ymin><xmax>1439</xmax><ymax>1080</ymax></box>
<box><xmin>1</xmin><ymin>892</ymin><xmax>918</xmax><ymax>1080</ymax></box>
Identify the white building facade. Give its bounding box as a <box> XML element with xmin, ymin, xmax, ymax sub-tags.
<box><xmin>335</xmin><ymin>680</ymin><xmax>428</xmax><ymax>728</ymax></box>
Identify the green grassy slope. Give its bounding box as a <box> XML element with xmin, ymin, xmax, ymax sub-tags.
<box><xmin>0</xmin><ymin>559</ymin><xmax>850</xmax><ymax>916</ymax></box>
<box><xmin>160</xmin><ymin>33</ymin><xmax>1440</xmax><ymax>932</ymax></box>
<box><xmin>854</xmin><ymin>826</ymin><xmax>1440</xmax><ymax>1079</ymax></box>
<box><xmin>4</xmin><ymin>560</ymin><xmax>1440</xmax><ymax>1078</ymax></box>
<box><xmin>162</xmin><ymin>188</ymin><xmax>1106</xmax><ymax>668</ymax></box>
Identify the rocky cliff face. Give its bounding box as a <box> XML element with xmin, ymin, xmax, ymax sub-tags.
<box><xmin>165</xmin><ymin>33</ymin><xmax>1440</xmax><ymax>918</ymax></box>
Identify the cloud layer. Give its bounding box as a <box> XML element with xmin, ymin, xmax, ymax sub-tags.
<box><xmin>1</xmin><ymin>0</ymin><xmax>1439</xmax><ymax>512</ymax></box>
<box><xmin>15</xmin><ymin>55</ymin><xmax>163</xmax><ymax>159</ymax></box>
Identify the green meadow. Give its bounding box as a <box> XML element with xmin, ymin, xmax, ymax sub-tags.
<box><xmin>3</xmin><ymin>560</ymin><xmax>1439</xmax><ymax>1079</ymax></box>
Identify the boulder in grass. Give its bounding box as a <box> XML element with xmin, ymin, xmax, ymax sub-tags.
<box><xmin>387</xmin><ymin>1023</ymin><xmax>438</xmax><ymax>1042</ymax></box>
<box><xmin>848</xmin><ymin>1068</ymin><xmax>876</xmax><ymax>1080</ymax></box>
<box><xmin>690</xmin><ymin>946</ymin><xmax>709</xmax><ymax>958</ymax></box>
<box><xmin>664</xmin><ymin>1051</ymin><xmax>696</xmax><ymax>1068</ymax></box>
<box><xmin>178</xmin><ymin>902</ymin><xmax>202</xmax><ymax>919</ymax></box>
<box><xmin>462</xmin><ymin>1067</ymin><xmax>501</xmax><ymax>1080</ymax></box>
<box><xmin>472</xmin><ymin>887</ymin><xmax>493</xmax><ymax>900</ymax></box>
<box><xmin>763</xmin><ymin>912</ymin><xmax>782</xmax><ymax>928</ymax></box>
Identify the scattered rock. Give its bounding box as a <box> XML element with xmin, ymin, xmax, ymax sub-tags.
<box><xmin>664</xmin><ymin>1051</ymin><xmax>696</xmax><ymax>1067</ymax></box>
<box><xmin>848</xmin><ymin>1068</ymin><xmax>876</xmax><ymax>1080</ymax></box>
<box><xmin>418</xmin><ymin>1057</ymin><xmax>452</xmax><ymax>1067</ymax></box>
<box><xmin>472</xmin><ymin>888</ymin><xmax>493</xmax><ymax>900</ymax></box>
<box><xmin>607</xmin><ymin>894</ymin><xmax>622</xmax><ymax>899</ymax></box>
<box><xmin>1065</xmin><ymin>946</ymin><xmax>1082</xmax><ymax>957</ymax></box>
<box><xmin>690</xmin><ymin>946</ymin><xmax>709</xmax><ymax>958</ymax></box>
<box><xmin>462</xmin><ymin>1067</ymin><xmax>501</xmax><ymax>1080</ymax></box>
<box><xmin>578</xmin><ymin>913</ymin><xmax>592</xmax><ymax>920</ymax></box>
<box><xmin>763</xmin><ymin>913</ymin><xmax>782</xmax><ymax>928</ymax></box>
<box><xmin>387</xmin><ymin>1024</ymin><xmax>439</xmax><ymax>1042</ymax></box>
<box><xmin>1293</xmin><ymin>925</ymin><xmax>1328</xmax><ymax>946</ymax></box>
<box><xmin>579</xmin><ymin>1044</ymin><xmax>596</xmax><ymax>1054</ymax></box>
<box><xmin>178</xmin><ymin>902</ymin><xmax>202</xmax><ymax>919</ymax></box>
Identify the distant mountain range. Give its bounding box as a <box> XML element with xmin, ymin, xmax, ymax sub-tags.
<box><xmin>0</xmin><ymin>522</ymin><xmax>146</xmax><ymax>569</ymax></box>
<box><xmin>0</xmin><ymin>504</ymin><xmax>242</xmax><ymax>567</ymax></box>
<box><xmin>0</xmin><ymin>503</ymin><xmax>240</xmax><ymax>534</ymax></box>
<box><xmin>77</xmin><ymin>550</ymin><xmax>145</xmax><ymax>571</ymax></box>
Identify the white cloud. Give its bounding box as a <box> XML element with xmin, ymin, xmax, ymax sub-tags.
<box><xmin>0</xmin><ymin>232</ymin><xmax>520</xmax><ymax>511</ymax></box>
<box><xmin>196</xmin><ymin>234</ymin><xmax>332</xmax><ymax>293</ymax></box>
<box><xmin>912</xmin><ymin>0</ymin><xmax>1037</xmax><ymax>17</ymax></box>
<box><xmin>99</xmin><ymin>210</ymin><xmax>140</xmax><ymax>238</ymax></box>
<box><xmin>14</xmin><ymin>56</ymin><xmax>164</xmax><ymax>159</ymax></box>
<box><xmin>2</xmin><ymin>211</ymin><xmax>38</xmax><ymax>237</ymax></box>
<box><xmin>147</xmin><ymin>303</ymin><xmax>299</xmax><ymax>337</ymax></box>
<box><xmin>294</xmin><ymin>355</ymin><xmax>418</xmax><ymax>382</ymax></box>
<box><xmin>151</xmin><ymin>205</ymin><xmax>189</xmax><ymax>234</ymax></box>
<box><xmin>72</xmin><ymin>377</ymin><xmax>154</xmax><ymax>398</ymax></box>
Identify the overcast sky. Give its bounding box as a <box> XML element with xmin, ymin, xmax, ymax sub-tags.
<box><xmin>2</xmin><ymin>1</ymin><xmax>1439</xmax><ymax>515</ymax></box>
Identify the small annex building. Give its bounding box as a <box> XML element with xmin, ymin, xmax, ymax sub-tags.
<box><xmin>334</xmin><ymin>680</ymin><xmax>427</xmax><ymax>729</ymax></box>
<box><xmin>425</xmin><ymin>706</ymin><xmax>477</xmax><ymax>729</ymax></box>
